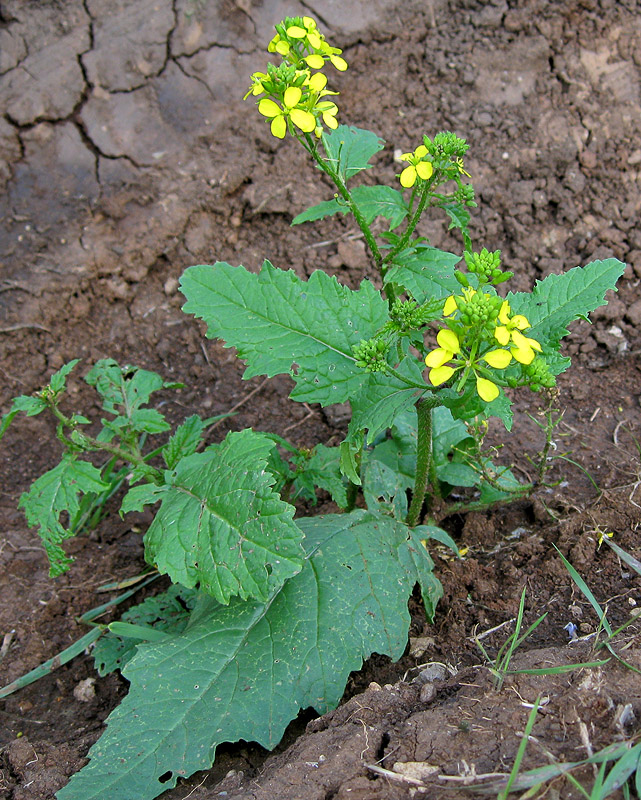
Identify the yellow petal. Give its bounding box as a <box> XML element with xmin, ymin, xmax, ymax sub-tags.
<box><xmin>306</xmin><ymin>54</ymin><xmax>325</xmax><ymax>70</ymax></box>
<box><xmin>307</xmin><ymin>33</ymin><xmax>322</xmax><ymax>49</ymax></box>
<box><xmin>415</xmin><ymin>144</ymin><xmax>428</xmax><ymax>158</ymax></box>
<box><xmin>302</xmin><ymin>16</ymin><xmax>316</xmax><ymax>29</ymax></box>
<box><xmin>323</xmin><ymin>112</ymin><xmax>338</xmax><ymax>129</ymax></box>
<box><xmin>425</xmin><ymin>347</ymin><xmax>452</xmax><ymax>368</ymax></box>
<box><xmin>437</xmin><ymin>328</ymin><xmax>460</xmax><ymax>353</ymax></box>
<box><xmin>330</xmin><ymin>54</ymin><xmax>348</xmax><ymax>71</ymax></box>
<box><xmin>399</xmin><ymin>165</ymin><xmax>417</xmax><ymax>188</ymax></box>
<box><xmin>289</xmin><ymin>107</ymin><xmax>316</xmax><ymax>132</ymax></box>
<box><xmin>494</xmin><ymin>325</ymin><xmax>510</xmax><ymax>346</ymax></box>
<box><xmin>512</xmin><ymin>314</ymin><xmax>530</xmax><ymax>330</ymax></box>
<box><xmin>443</xmin><ymin>295</ymin><xmax>458</xmax><ymax>316</ymax></box>
<box><xmin>498</xmin><ymin>300</ymin><xmax>511</xmax><ymax>325</ymax></box>
<box><xmin>429</xmin><ymin>365</ymin><xmax>455</xmax><ymax>386</ymax></box>
<box><xmin>284</xmin><ymin>86</ymin><xmax>302</xmax><ymax>108</ymax></box>
<box><xmin>476</xmin><ymin>377</ymin><xmax>499</xmax><ymax>402</ymax></box>
<box><xmin>308</xmin><ymin>70</ymin><xmax>327</xmax><ymax>90</ymax></box>
<box><xmin>512</xmin><ymin>329</ymin><xmax>541</xmax><ymax>352</ymax></box>
<box><xmin>275</xmin><ymin>40</ymin><xmax>290</xmax><ymax>56</ymax></box>
<box><xmin>416</xmin><ymin>161</ymin><xmax>433</xmax><ymax>180</ymax></box>
<box><xmin>286</xmin><ymin>25</ymin><xmax>307</xmax><ymax>38</ymax></box>
<box><xmin>482</xmin><ymin>349</ymin><xmax>512</xmax><ymax>369</ymax></box>
<box><xmin>258</xmin><ymin>98</ymin><xmax>281</xmax><ymax>118</ymax></box>
<box><xmin>270</xmin><ymin>115</ymin><xmax>286</xmax><ymax>138</ymax></box>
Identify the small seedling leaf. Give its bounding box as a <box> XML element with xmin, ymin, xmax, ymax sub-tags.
<box><xmin>18</xmin><ymin>455</ymin><xmax>110</xmax><ymax>576</ymax></box>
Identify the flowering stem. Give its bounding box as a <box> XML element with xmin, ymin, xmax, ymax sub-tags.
<box><xmin>302</xmin><ymin>133</ymin><xmax>384</xmax><ymax>271</ymax></box>
<box><xmin>406</xmin><ymin>397</ymin><xmax>440</xmax><ymax>528</ymax></box>
<box><xmin>382</xmin><ymin>179</ymin><xmax>434</xmax><ymax>270</ymax></box>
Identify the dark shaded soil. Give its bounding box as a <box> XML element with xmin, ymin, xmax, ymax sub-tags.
<box><xmin>1</xmin><ymin>0</ymin><xmax>641</xmax><ymax>798</ymax></box>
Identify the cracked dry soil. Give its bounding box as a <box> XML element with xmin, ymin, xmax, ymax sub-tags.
<box><xmin>1</xmin><ymin>1</ymin><xmax>641</xmax><ymax>798</ymax></box>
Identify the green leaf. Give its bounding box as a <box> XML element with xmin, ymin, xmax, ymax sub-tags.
<box><xmin>0</xmin><ymin>394</ymin><xmax>48</xmax><ymax>440</ymax></box>
<box><xmin>180</xmin><ymin>261</ymin><xmax>389</xmax><ymax>406</ymax></box>
<box><xmin>58</xmin><ymin>510</ymin><xmax>441</xmax><ymax>800</ymax></box>
<box><xmin>93</xmin><ymin>584</ymin><xmax>197</xmax><ymax>677</ymax></box>
<box><xmin>142</xmin><ymin>429</ymin><xmax>304</xmax><ymax>604</ymax></box>
<box><xmin>361</xmin><ymin>412</ymin><xmax>417</xmax><ymax>518</ymax></box>
<box><xmin>291</xmin><ymin>196</ymin><xmax>344</xmax><ymax>225</ymax></box>
<box><xmin>49</xmin><ymin>359</ymin><xmax>80</xmax><ymax>392</ymax></box>
<box><xmin>348</xmin><ymin>357</ymin><xmax>427</xmax><ymax>445</ymax></box>
<box><xmin>415</xmin><ymin>524</ymin><xmax>459</xmax><ymax>556</ymax></box>
<box><xmin>292</xmin><ymin>185</ymin><xmax>408</xmax><ymax>230</ymax></box>
<box><xmin>291</xmin><ymin>444</ymin><xmax>348</xmax><ymax>508</ymax></box>
<box><xmin>384</xmin><ymin>246</ymin><xmax>461</xmax><ymax>303</ymax></box>
<box><xmin>18</xmin><ymin>456</ymin><xmax>109</xmax><ymax>576</ymax></box>
<box><xmin>162</xmin><ymin>414</ymin><xmax>205</xmax><ymax>469</ymax></box>
<box><xmin>507</xmin><ymin>258</ymin><xmax>626</xmax><ymax>350</ymax></box>
<box><xmin>441</xmin><ymin>202</ymin><xmax>470</xmax><ymax>235</ymax></box>
<box><xmin>321</xmin><ymin>124</ymin><xmax>385</xmax><ymax>181</ymax></box>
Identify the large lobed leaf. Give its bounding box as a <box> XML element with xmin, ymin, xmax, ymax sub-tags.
<box><xmin>507</xmin><ymin>258</ymin><xmax>626</xmax><ymax>351</ymax></box>
<box><xmin>123</xmin><ymin>429</ymin><xmax>304</xmax><ymax>605</ymax></box>
<box><xmin>19</xmin><ymin>455</ymin><xmax>109</xmax><ymax>576</ymax></box>
<box><xmin>180</xmin><ymin>260</ymin><xmax>389</xmax><ymax>406</ymax></box>
<box><xmin>57</xmin><ymin>510</ymin><xmax>442</xmax><ymax>800</ymax></box>
<box><xmin>384</xmin><ymin>245</ymin><xmax>461</xmax><ymax>303</ymax></box>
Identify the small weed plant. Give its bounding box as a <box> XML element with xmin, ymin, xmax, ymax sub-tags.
<box><xmin>0</xmin><ymin>17</ymin><xmax>625</xmax><ymax>800</ymax></box>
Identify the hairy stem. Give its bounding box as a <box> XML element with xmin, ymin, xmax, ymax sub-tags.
<box><xmin>406</xmin><ymin>397</ymin><xmax>438</xmax><ymax>527</ymax></box>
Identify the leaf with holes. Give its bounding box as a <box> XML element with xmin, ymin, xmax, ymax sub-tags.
<box><xmin>57</xmin><ymin>510</ymin><xmax>441</xmax><ymax>800</ymax></box>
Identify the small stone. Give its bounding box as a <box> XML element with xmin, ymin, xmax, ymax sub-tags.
<box><xmin>419</xmin><ymin>683</ymin><xmax>436</xmax><ymax>704</ymax></box>
<box><xmin>73</xmin><ymin>677</ymin><xmax>96</xmax><ymax>703</ymax></box>
<box><xmin>625</xmin><ymin>299</ymin><xmax>641</xmax><ymax>327</ymax></box>
<box><xmin>164</xmin><ymin>277</ymin><xmax>179</xmax><ymax>296</ymax></box>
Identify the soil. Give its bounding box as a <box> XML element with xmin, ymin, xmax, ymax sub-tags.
<box><xmin>1</xmin><ymin>0</ymin><xmax>641</xmax><ymax>798</ymax></box>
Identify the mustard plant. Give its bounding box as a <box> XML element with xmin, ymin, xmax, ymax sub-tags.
<box><xmin>0</xmin><ymin>15</ymin><xmax>625</xmax><ymax>800</ymax></box>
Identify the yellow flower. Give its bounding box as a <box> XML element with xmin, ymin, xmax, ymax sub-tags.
<box><xmin>510</xmin><ymin>329</ymin><xmax>542</xmax><ymax>365</ymax></box>
<box><xmin>443</xmin><ymin>295</ymin><xmax>458</xmax><ymax>316</ymax></box>
<box><xmin>399</xmin><ymin>145</ymin><xmax>434</xmax><ymax>188</ymax></box>
<box><xmin>494</xmin><ymin>300</ymin><xmax>541</xmax><ymax>364</ymax></box>
<box><xmin>316</xmin><ymin>100</ymin><xmax>338</xmax><ymax>129</ymax></box>
<box><xmin>258</xmin><ymin>86</ymin><xmax>316</xmax><ymax>138</ymax></box>
<box><xmin>425</xmin><ymin>328</ymin><xmax>461</xmax><ymax>385</ymax></box>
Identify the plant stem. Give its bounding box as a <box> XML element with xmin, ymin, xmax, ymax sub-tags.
<box><xmin>382</xmin><ymin>179</ymin><xmax>434</xmax><ymax>270</ymax></box>
<box><xmin>49</xmin><ymin>403</ymin><xmax>163</xmax><ymax>481</ymax></box>
<box><xmin>303</xmin><ymin>133</ymin><xmax>384</xmax><ymax>270</ymax></box>
<box><xmin>406</xmin><ymin>397</ymin><xmax>438</xmax><ymax>527</ymax></box>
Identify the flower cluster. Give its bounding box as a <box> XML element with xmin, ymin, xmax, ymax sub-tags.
<box><xmin>424</xmin><ymin>289</ymin><xmax>546</xmax><ymax>402</ymax></box>
<box><xmin>463</xmin><ymin>248</ymin><xmax>512</xmax><ymax>286</ymax></box>
<box><xmin>397</xmin><ymin>131</ymin><xmax>472</xmax><ymax>190</ymax></box>
<box><xmin>353</xmin><ymin>338</ymin><xmax>389</xmax><ymax>372</ymax></box>
<box><xmin>246</xmin><ymin>17</ymin><xmax>346</xmax><ymax>140</ymax></box>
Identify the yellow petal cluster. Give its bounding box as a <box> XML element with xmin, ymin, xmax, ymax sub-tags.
<box><xmin>399</xmin><ymin>145</ymin><xmax>434</xmax><ymax>188</ymax></box>
<box><xmin>494</xmin><ymin>300</ymin><xmax>542</xmax><ymax>364</ymax></box>
<box><xmin>249</xmin><ymin>16</ymin><xmax>347</xmax><ymax>140</ymax></box>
